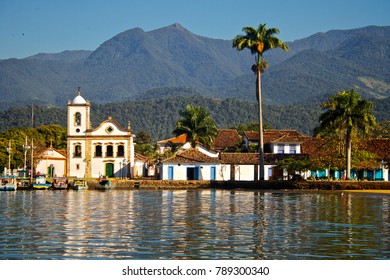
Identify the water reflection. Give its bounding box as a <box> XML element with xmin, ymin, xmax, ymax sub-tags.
<box><xmin>0</xmin><ymin>190</ymin><xmax>389</xmax><ymax>259</ymax></box>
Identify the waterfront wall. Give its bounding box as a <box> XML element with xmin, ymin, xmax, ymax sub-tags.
<box><xmin>86</xmin><ymin>179</ymin><xmax>390</xmax><ymax>190</ymax></box>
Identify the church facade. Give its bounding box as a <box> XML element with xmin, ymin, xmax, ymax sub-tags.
<box><xmin>67</xmin><ymin>88</ymin><xmax>135</xmax><ymax>178</ymax></box>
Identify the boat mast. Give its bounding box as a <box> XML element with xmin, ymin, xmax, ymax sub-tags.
<box><xmin>30</xmin><ymin>138</ymin><xmax>34</xmax><ymax>180</ymax></box>
<box><xmin>31</xmin><ymin>104</ymin><xmax>34</xmax><ymax>128</ymax></box>
<box><xmin>6</xmin><ymin>140</ymin><xmax>12</xmax><ymax>175</ymax></box>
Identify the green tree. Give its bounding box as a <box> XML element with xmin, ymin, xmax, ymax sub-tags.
<box><xmin>314</xmin><ymin>89</ymin><xmax>376</xmax><ymax>180</ymax></box>
<box><xmin>233</xmin><ymin>23</ymin><xmax>288</xmax><ymax>180</ymax></box>
<box><xmin>370</xmin><ymin>120</ymin><xmax>390</xmax><ymax>138</ymax></box>
<box><xmin>230</xmin><ymin>121</ymin><xmax>272</xmax><ymax>136</ymax></box>
<box><xmin>0</xmin><ymin>125</ymin><xmax>67</xmax><ymax>172</ymax></box>
<box><xmin>136</xmin><ymin>130</ymin><xmax>153</xmax><ymax>144</ymax></box>
<box><xmin>173</xmin><ymin>104</ymin><xmax>218</xmax><ymax>148</ymax></box>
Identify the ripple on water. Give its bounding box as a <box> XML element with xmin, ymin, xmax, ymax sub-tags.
<box><xmin>0</xmin><ymin>189</ymin><xmax>389</xmax><ymax>259</ymax></box>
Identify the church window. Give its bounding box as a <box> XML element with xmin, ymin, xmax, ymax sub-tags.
<box><xmin>106</xmin><ymin>145</ymin><xmax>113</xmax><ymax>157</ymax></box>
<box><xmin>75</xmin><ymin>112</ymin><xmax>81</xmax><ymax>126</ymax></box>
<box><xmin>95</xmin><ymin>145</ymin><xmax>102</xmax><ymax>157</ymax></box>
<box><xmin>117</xmin><ymin>144</ymin><xmax>125</xmax><ymax>157</ymax></box>
<box><xmin>106</xmin><ymin>126</ymin><xmax>113</xmax><ymax>134</ymax></box>
<box><xmin>74</xmin><ymin>144</ymin><xmax>82</xmax><ymax>157</ymax></box>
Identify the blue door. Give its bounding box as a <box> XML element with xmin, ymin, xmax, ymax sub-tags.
<box><xmin>366</xmin><ymin>170</ymin><xmax>374</xmax><ymax>181</ymax></box>
<box><xmin>168</xmin><ymin>166</ymin><xmax>174</xmax><ymax>180</ymax></box>
<box><xmin>375</xmin><ymin>169</ymin><xmax>383</xmax><ymax>180</ymax></box>
<box><xmin>210</xmin><ymin>166</ymin><xmax>216</xmax><ymax>181</ymax></box>
<box><xmin>195</xmin><ymin>167</ymin><xmax>200</xmax><ymax>180</ymax></box>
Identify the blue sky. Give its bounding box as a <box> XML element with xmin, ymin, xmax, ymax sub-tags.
<box><xmin>0</xmin><ymin>0</ymin><xmax>389</xmax><ymax>59</ymax></box>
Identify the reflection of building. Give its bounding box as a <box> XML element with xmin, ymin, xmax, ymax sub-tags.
<box><xmin>66</xmin><ymin>88</ymin><xmax>135</xmax><ymax>178</ymax></box>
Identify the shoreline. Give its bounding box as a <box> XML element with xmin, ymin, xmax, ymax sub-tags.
<box><xmin>85</xmin><ymin>179</ymin><xmax>390</xmax><ymax>192</ymax></box>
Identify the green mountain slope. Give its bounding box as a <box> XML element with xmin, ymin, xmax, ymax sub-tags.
<box><xmin>2</xmin><ymin>95</ymin><xmax>388</xmax><ymax>140</ymax></box>
<box><xmin>0</xmin><ymin>24</ymin><xmax>389</xmax><ymax>110</ymax></box>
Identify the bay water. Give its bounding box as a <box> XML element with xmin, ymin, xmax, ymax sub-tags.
<box><xmin>1</xmin><ymin>189</ymin><xmax>389</xmax><ymax>259</ymax></box>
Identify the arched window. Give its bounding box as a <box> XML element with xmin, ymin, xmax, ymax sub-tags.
<box><xmin>106</xmin><ymin>145</ymin><xmax>113</xmax><ymax>157</ymax></box>
<box><xmin>75</xmin><ymin>112</ymin><xmax>81</xmax><ymax>126</ymax></box>
<box><xmin>74</xmin><ymin>144</ymin><xmax>82</xmax><ymax>157</ymax></box>
<box><xmin>117</xmin><ymin>144</ymin><xmax>124</xmax><ymax>157</ymax></box>
<box><xmin>95</xmin><ymin>145</ymin><xmax>102</xmax><ymax>157</ymax></box>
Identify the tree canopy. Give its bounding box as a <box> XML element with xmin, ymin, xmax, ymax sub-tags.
<box><xmin>314</xmin><ymin>89</ymin><xmax>376</xmax><ymax>179</ymax></box>
<box><xmin>173</xmin><ymin>105</ymin><xmax>218</xmax><ymax>148</ymax></box>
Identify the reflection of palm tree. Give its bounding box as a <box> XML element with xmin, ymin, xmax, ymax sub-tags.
<box><xmin>315</xmin><ymin>89</ymin><xmax>376</xmax><ymax>180</ymax></box>
<box><xmin>173</xmin><ymin>105</ymin><xmax>218</xmax><ymax>149</ymax></box>
<box><xmin>233</xmin><ymin>23</ymin><xmax>288</xmax><ymax>180</ymax></box>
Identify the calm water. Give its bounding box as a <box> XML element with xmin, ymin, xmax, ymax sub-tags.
<box><xmin>0</xmin><ymin>189</ymin><xmax>389</xmax><ymax>260</ymax></box>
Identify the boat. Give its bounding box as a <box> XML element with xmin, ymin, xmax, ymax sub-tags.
<box><xmin>52</xmin><ymin>177</ymin><xmax>68</xmax><ymax>189</ymax></box>
<box><xmin>0</xmin><ymin>175</ymin><xmax>17</xmax><ymax>191</ymax></box>
<box><xmin>16</xmin><ymin>171</ymin><xmax>31</xmax><ymax>190</ymax></box>
<box><xmin>16</xmin><ymin>178</ymin><xmax>31</xmax><ymax>190</ymax></box>
<box><xmin>32</xmin><ymin>174</ymin><xmax>51</xmax><ymax>189</ymax></box>
<box><xmin>95</xmin><ymin>178</ymin><xmax>116</xmax><ymax>190</ymax></box>
<box><xmin>72</xmin><ymin>179</ymin><xmax>88</xmax><ymax>190</ymax></box>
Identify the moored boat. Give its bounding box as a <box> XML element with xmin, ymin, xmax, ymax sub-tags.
<box><xmin>0</xmin><ymin>175</ymin><xmax>17</xmax><ymax>191</ymax></box>
<box><xmin>52</xmin><ymin>177</ymin><xmax>68</xmax><ymax>189</ymax></box>
<box><xmin>16</xmin><ymin>177</ymin><xmax>31</xmax><ymax>190</ymax></box>
<box><xmin>16</xmin><ymin>170</ymin><xmax>31</xmax><ymax>189</ymax></box>
<box><xmin>72</xmin><ymin>179</ymin><xmax>88</xmax><ymax>190</ymax></box>
<box><xmin>32</xmin><ymin>174</ymin><xmax>51</xmax><ymax>189</ymax></box>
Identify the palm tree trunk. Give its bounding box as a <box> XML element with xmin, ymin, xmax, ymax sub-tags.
<box><xmin>345</xmin><ymin>128</ymin><xmax>352</xmax><ymax>180</ymax></box>
<box><xmin>257</xmin><ymin>69</ymin><xmax>265</xmax><ymax>180</ymax></box>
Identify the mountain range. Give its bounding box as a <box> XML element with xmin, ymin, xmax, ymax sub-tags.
<box><xmin>1</xmin><ymin>23</ymin><xmax>389</xmax><ymax>110</ymax></box>
<box><xmin>0</xmin><ymin>24</ymin><xmax>389</xmax><ymax>138</ymax></box>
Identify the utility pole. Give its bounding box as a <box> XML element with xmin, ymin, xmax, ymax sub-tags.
<box><xmin>31</xmin><ymin>104</ymin><xmax>34</xmax><ymax>128</ymax></box>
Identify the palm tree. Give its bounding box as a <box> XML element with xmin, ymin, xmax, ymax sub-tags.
<box><xmin>233</xmin><ymin>23</ymin><xmax>288</xmax><ymax>180</ymax></box>
<box><xmin>173</xmin><ymin>104</ymin><xmax>218</xmax><ymax>148</ymax></box>
<box><xmin>315</xmin><ymin>89</ymin><xmax>376</xmax><ymax>180</ymax></box>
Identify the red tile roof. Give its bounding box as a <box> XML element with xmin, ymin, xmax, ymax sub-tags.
<box><xmin>220</xmin><ymin>153</ymin><xmax>308</xmax><ymax>165</ymax></box>
<box><xmin>213</xmin><ymin>129</ymin><xmax>241</xmax><ymax>150</ymax></box>
<box><xmin>157</xmin><ymin>134</ymin><xmax>188</xmax><ymax>144</ymax></box>
<box><xmin>359</xmin><ymin>138</ymin><xmax>390</xmax><ymax>161</ymax></box>
<box><xmin>244</xmin><ymin>130</ymin><xmax>308</xmax><ymax>143</ymax></box>
<box><xmin>163</xmin><ymin>148</ymin><xmax>219</xmax><ymax>163</ymax></box>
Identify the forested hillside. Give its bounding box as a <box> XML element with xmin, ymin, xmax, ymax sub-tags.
<box><xmin>2</xmin><ymin>94</ymin><xmax>389</xmax><ymax>140</ymax></box>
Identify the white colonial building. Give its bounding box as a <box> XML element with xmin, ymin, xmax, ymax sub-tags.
<box><xmin>35</xmin><ymin>145</ymin><xmax>67</xmax><ymax>178</ymax></box>
<box><xmin>67</xmin><ymin>88</ymin><xmax>135</xmax><ymax>178</ymax></box>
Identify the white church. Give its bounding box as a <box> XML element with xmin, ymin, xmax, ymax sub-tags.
<box><xmin>66</xmin><ymin>88</ymin><xmax>135</xmax><ymax>178</ymax></box>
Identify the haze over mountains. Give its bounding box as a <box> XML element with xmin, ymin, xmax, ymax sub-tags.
<box><xmin>0</xmin><ymin>23</ymin><xmax>389</xmax><ymax>110</ymax></box>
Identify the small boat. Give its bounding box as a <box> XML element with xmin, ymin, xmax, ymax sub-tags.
<box><xmin>16</xmin><ymin>177</ymin><xmax>31</xmax><ymax>190</ymax></box>
<box><xmin>32</xmin><ymin>174</ymin><xmax>51</xmax><ymax>189</ymax></box>
<box><xmin>16</xmin><ymin>170</ymin><xmax>31</xmax><ymax>190</ymax></box>
<box><xmin>52</xmin><ymin>177</ymin><xmax>68</xmax><ymax>189</ymax></box>
<box><xmin>72</xmin><ymin>179</ymin><xmax>88</xmax><ymax>190</ymax></box>
<box><xmin>95</xmin><ymin>178</ymin><xmax>116</xmax><ymax>190</ymax></box>
<box><xmin>0</xmin><ymin>176</ymin><xmax>17</xmax><ymax>191</ymax></box>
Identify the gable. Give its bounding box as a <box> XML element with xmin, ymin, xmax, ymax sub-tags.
<box><xmin>38</xmin><ymin>148</ymin><xmax>66</xmax><ymax>160</ymax></box>
<box><xmin>88</xmin><ymin>117</ymin><xmax>130</xmax><ymax>136</ymax></box>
